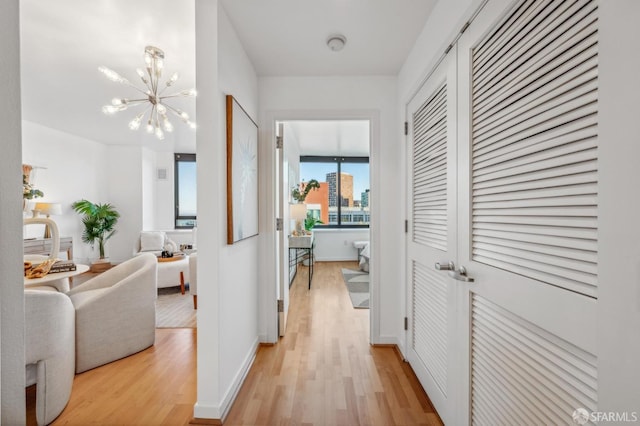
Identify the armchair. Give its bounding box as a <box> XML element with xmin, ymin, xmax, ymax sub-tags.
<box><xmin>25</xmin><ymin>290</ymin><xmax>75</xmax><ymax>425</ymax></box>
<box><xmin>67</xmin><ymin>253</ymin><xmax>157</xmax><ymax>373</ymax></box>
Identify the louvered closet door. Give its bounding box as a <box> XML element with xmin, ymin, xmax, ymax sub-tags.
<box><xmin>405</xmin><ymin>48</ymin><xmax>458</xmax><ymax>425</ymax></box>
<box><xmin>456</xmin><ymin>0</ymin><xmax>599</xmax><ymax>424</ymax></box>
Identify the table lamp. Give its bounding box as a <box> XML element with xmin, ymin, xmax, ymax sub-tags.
<box><xmin>290</xmin><ymin>203</ymin><xmax>307</xmax><ymax>235</ymax></box>
<box><xmin>34</xmin><ymin>202</ymin><xmax>62</xmax><ymax>238</ymax></box>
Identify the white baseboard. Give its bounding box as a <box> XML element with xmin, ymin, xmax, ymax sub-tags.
<box><xmin>193</xmin><ymin>402</ymin><xmax>221</xmax><ymax>420</ymax></box>
<box><xmin>193</xmin><ymin>336</ymin><xmax>260</xmax><ymax>422</ymax></box>
<box><xmin>219</xmin><ymin>337</ymin><xmax>259</xmax><ymax>421</ymax></box>
<box><xmin>314</xmin><ymin>256</ymin><xmax>358</xmax><ymax>262</ymax></box>
<box><xmin>372</xmin><ymin>334</ymin><xmax>399</xmax><ymax>346</ymax></box>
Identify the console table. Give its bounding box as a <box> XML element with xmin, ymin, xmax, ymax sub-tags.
<box><xmin>289</xmin><ymin>234</ymin><xmax>315</xmax><ymax>289</ymax></box>
<box><xmin>24</xmin><ymin>237</ymin><xmax>73</xmax><ymax>260</ymax></box>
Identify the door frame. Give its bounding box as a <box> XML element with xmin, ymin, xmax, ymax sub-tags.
<box><xmin>262</xmin><ymin>109</ymin><xmax>380</xmax><ymax>344</ymax></box>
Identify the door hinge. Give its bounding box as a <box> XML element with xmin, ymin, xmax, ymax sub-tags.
<box><xmin>404</xmin><ymin>317</ymin><xmax>408</xmax><ymax>331</ymax></box>
<box><xmin>276</xmin><ymin>136</ymin><xmax>283</xmax><ymax>149</ymax></box>
<box><xmin>405</xmin><ymin>220</ymin><xmax>409</xmax><ymax>233</ymax></box>
<box><xmin>278</xmin><ymin>299</ymin><xmax>284</xmax><ymax>312</ymax></box>
<box><xmin>276</xmin><ymin>218</ymin><xmax>283</xmax><ymax>231</ymax></box>
<box><xmin>404</xmin><ymin>121</ymin><xmax>408</xmax><ymax>135</ymax></box>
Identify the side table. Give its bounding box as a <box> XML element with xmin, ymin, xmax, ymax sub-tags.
<box><xmin>289</xmin><ymin>234</ymin><xmax>316</xmax><ymax>290</ymax></box>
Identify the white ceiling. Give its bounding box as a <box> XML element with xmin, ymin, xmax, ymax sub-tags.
<box><xmin>220</xmin><ymin>0</ymin><xmax>437</xmax><ymax>76</ymax></box>
<box><xmin>19</xmin><ymin>0</ymin><xmax>436</xmax><ymax>152</ymax></box>
<box><xmin>285</xmin><ymin>120</ymin><xmax>370</xmax><ymax>157</ymax></box>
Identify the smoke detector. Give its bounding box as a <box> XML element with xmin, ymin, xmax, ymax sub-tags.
<box><xmin>326</xmin><ymin>34</ymin><xmax>347</xmax><ymax>52</ymax></box>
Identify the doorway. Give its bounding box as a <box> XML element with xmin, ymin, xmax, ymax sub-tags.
<box><xmin>266</xmin><ymin>112</ymin><xmax>378</xmax><ymax>344</ymax></box>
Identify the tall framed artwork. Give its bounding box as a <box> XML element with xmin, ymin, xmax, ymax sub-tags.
<box><xmin>226</xmin><ymin>95</ymin><xmax>259</xmax><ymax>244</ymax></box>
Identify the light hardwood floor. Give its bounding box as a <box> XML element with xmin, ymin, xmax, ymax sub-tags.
<box><xmin>224</xmin><ymin>261</ymin><xmax>442</xmax><ymax>426</ymax></box>
<box><xmin>28</xmin><ymin>261</ymin><xmax>441</xmax><ymax>425</ymax></box>
<box><xmin>27</xmin><ymin>328</ymin><xmax>197</xmax><ymax>425</ymax></box>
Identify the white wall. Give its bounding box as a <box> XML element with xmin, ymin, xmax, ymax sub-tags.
<box><xmin>193</xmin><ymin>0</ymin><xmax>260</xmax><ymax>420</ymax></box>
<box><xmin>217</xmin><ymin>2</ymin><xmax>259</xmax><ymax>415</ymax></box>
<box><xmin>0</xmin><ymin>0</ymin><xmax>24</xmax><ymax>421</ymax></box>
<box><xmin>22</xmin><ymin>121</ymin><xmax>109</xmax><ymax>263</ymax></box>
<box><xmin>258</xmin><ymin>76</ymin><xmax>398</xmax><ymax>344</ymax></box>
<box><xmin>313</xmin><ymin>229</ymin><xmax>369</xmax><ymax>262</ymax></box>
<box><xmin>141</xmin><ymin>147</ymin><xmax>156</xmax><ymax>230</ymax></box>
<box><xmin>105</xmin><ymin>146</ymin><xmax>144</xmax><ymax>262</ymax></box>
<box><xmin>154</xmin><ymin>151</ymin><xmax>177</xmax><ymax>230</ymax></box>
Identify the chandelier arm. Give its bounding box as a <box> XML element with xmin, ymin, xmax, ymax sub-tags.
<box><xmin>155</xmin><ymin>104</ymin><xmax>161</xmax><ymax>128</ymax></box>
<box><xmin>162</xmin><ymin>103</ymin><xmax>187</xmax><ymax>119</ymax></box>
<box><xmin>159</xmin><ymin>92</ymin><xmax>191</xmax><ymax>100</ymax></box>
<box><xmin>148</xmin><ymin>104</ymin><xmax>157</xmax><ymax>128</ymax></box>
<box><xmin>146</xmin><ymin>67</ymin><xmax>158</xmax><ymax>96</ymax></box>
<box><xmin>126</xmin><ymin>98</ymin><xmax>151</xmax><ymax>105</ymax></box>
<box><xmin>121</xmin><ymin>81</ymin><xmax>152</xmax><ymax>97</ymax></box>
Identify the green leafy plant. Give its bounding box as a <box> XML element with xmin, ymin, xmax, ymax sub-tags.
<box><xmin>304</xmin><ymin>212</ymin><xmax>324</xmax><ymax>231</ymax></box>
<box><xmin>291</xmin><ymin>179</ymin><xmax>321</xmax><ymax>202</ymax></box>
<box><xmin>72</xmin><ymin>199</ymin><xmax>120</xmax><ymax>259</ymax></box>
<box><xmin>23</xmin><ymin>174</ymin><xmax>44</xmax><ymax>200</ymax></box>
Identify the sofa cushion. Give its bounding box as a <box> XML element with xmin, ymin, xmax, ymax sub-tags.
<box><xmin>140</xmin><ymin>231</ymin><xmax>166</xmax><ymax>252</ymax></box>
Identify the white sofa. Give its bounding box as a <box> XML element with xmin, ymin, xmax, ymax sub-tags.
<box><xmin>67</xmin><ymin>253</ymin><xmax>157</xmax><ymax>373</ymax></box>
<box><xmin>25</xmin><ymin>290</ymin><xmax>75</xmax><ymax>426</ymax></box>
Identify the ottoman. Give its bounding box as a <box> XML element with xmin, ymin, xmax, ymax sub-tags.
<box><xmin>157</xmin><ymin>254</ymin><xmax>190</xmax><ymax>293</ymax></box>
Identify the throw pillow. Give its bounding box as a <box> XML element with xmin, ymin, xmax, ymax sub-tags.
<box><xmin>140</xmin><ymin>231</ymin><xmax>166</xmax><ymax>252</ymax></box>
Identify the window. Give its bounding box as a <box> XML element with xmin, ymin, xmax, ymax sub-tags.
<box><xmin>300</xmin><ymin>156</ymin><xmax>369</xmax><ymax>228</ymax></box>
<box><xmin>175</xmin><ymin>153</ymin><xmax>196</xmax><ymax>228</ymax></box>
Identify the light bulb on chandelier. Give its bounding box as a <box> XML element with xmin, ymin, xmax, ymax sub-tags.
<box><xmin>99</xmin><ymin>46</ymin><xmax>196</xmax><ymax>140</ymax></box>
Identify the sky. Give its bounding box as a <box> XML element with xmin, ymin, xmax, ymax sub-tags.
<box><xmin>178</xmin><ymin>161</ymin><xmax>197</xmax><ymax>215</ymax></box>
<box><xmin>300</xmin><ymin>162</ymin><xmax>370</xmax><ymax>201</ymax></box>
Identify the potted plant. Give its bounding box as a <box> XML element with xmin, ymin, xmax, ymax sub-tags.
<box><xmin>305</xmin><ymin>212</ymin><xmax>324</xmax><ymax>231</ymax></box>
<box><xmin>291</xmin><ymin>179</ymin><xmax>320</xmax><ymax>203</ymax></box>
<box><xmin>72</xmin><ymin>199</ymin><xmax>120</xmax><ymax>272</ymax></box>
<box><xmin>290</xmin><ymin>179</ymin><xmax>321</xmax><ymax>239</ymax></box>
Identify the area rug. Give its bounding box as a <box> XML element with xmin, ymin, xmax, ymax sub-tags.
<box><xmin>341</xmin><ymin>268</ymin><xmax>370</xmax><ymax>309</ymax></box>
<box><xmin>156</xmin><ymin>286</ymin><xmax>196</xmax><ymax>328</ymax></box>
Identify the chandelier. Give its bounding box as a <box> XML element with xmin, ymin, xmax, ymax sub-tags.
<box><xmin>99</xmin><ymin>46</ymin><xmax>196</xmax><ymax>140</ymax></box>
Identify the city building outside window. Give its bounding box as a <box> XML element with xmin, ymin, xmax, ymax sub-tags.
<box><xmin>299</xmin><ymin>156</ymin><xmax>369</xmax><ymax>228</ymax></box>
<box><xmin>175</xmin><ymin>153</ymin><xmax>197</xmax><ymax>228</ymax></box>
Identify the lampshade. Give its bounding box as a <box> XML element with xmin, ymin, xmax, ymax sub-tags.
<box><xmin>34</xmin><ymin>202</ymin><xmax>62</xmax><ymax>216</ymax></box>
<box><xmin>290</xmin><ymin>203</ymin><xmax>307</xmax><ymax>220</ymax></box>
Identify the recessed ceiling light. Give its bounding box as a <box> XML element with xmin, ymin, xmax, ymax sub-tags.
<box><xmin>327</xmin><ymin>34</ymin><xmax>347</xmax><ymax>52</ymax></box>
